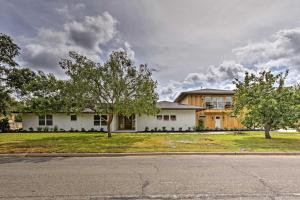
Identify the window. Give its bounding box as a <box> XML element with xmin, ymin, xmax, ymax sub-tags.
<box><xmin>101</xmin><ymin>115</ymin><xmax>107</xmax><ymax>126</ymax></box>
<box><xmin>70</xmin><ymin>115</ymin><xmax>77</xmax><ymax>121</ymax></box>
<box><xmin>39</xmin><ymin>116</ymin><xmax>45</xmax><ymax>126</ymax></box>
<box><xmin>46</xmin><ymin>115</ymin><xmax>53</xmax><ymax>126</ymax></box>
<box><xmin>94</xmin><ymin>115</ymin><xmax>100</xmax><ymax>126</ymax></box>
<box><xmin>225</xmin><ymin>96</ymin><xmax>233</xmax><ymax>108</ymax></box>
<box><xmin>212</xmin><ymin>97</ymin><xmax>217</xmax><ymax>108</ymax></box>
<box><xmin>38</xmin><ymin>115</ymin><xmax>53</xmax><ymax>126</ymax></box>
<box><xmin>163</xmin><ymin>115</ymin><xmax>169</xmax><ymax>121</ymax></box>
<box><xmin>170</xmin><ymin>115</ymin><xmax>176</xmax><ymax>121</ymax></box>
<box><xmin>204</xmin><ymin>97</ymin><xmax>213</xmax><ymax>108</ymax></box>
<box><xmin>157</xmin><ymin>115</ymin><xmax>162</xmax><ymax>120</ymax></box>
<box><xmin>216</xmin><ymin>97</ymin><xmax>225</xmax><ymax>109</ymax></box>
<box><xmin>207</xmin><ymin>97</ymin><xmax>226</xmax><ymax>109</ymax></box>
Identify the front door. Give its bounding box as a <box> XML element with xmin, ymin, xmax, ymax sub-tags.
<box><xmin>215</xmin><ymin>116</ymin><xmax>221</xmax><ymax>129</ymax></box>
<box><xmin>118</xmin><ymin>115</ymin><xmax>135</xmax><ymax>130</ymax></box>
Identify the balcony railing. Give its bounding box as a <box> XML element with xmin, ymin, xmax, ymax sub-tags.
<box><xmin>205</xmin><ymin>102</ymin><xmax>232</xmax><ymax>109</ymax></box>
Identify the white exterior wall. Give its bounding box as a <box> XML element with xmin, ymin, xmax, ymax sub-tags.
<box><xmin>22</xmin><ymin>113</ymin><xmax>118</xmax><ymax>131</ymax></box>
<box><xmin>136</xmin><ymin>110</ymin><xmax>196</xmax><ymax>131</ymax></box>
<box><xmin>22</xmin><ymin>110</ymin><xmax>196</xmax><ymax>132</ymax></box>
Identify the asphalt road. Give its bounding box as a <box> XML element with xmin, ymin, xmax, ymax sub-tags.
<box><xmin>1</xmin><ymin>156</ymin><xmax>300</xmax><ymax>199</ymax></box>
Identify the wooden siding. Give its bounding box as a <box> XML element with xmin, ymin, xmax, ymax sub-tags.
<box><xmin>178</xmin><ymin>94</ymin><xmax>244</xmax><ymax>129</ymax></box>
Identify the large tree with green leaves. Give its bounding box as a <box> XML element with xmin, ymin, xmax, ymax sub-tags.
<box><xmin>19</xmin><ymin>71</ymin><xmax>67</xmax><ymax>115</ymax></box>
<box><xmin>0</xmin><ymin>33</ymin><xmax>20</xmax><ymax>116</ymax></box>
<box><xmin>60</xmin><ymin>51</ymin><xmax>159</xmax><ymax>137</ymax></box>
<box><xmin>233</xmin><ymin>70</ymin><xmax>299</xmax><ymax>139</ymax></box>
<box><xmin>0</xmin><ymin>33</ymin><xmax>38</xmax><ymax>116</ymax></box>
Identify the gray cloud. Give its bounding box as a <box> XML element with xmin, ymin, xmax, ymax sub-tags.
<box><xmin>159</xmin><ymin>60</ymin><xmax>248</xmax><ymax>100</ymax></box>
<box><xmin>18</xmin><ymin>7</ymin><xmax>134</xmax><ymax>75</ymax></box>
<box><xmin>234</xmin><ymin>27</ymin><xmax>300</xmax><ymax>72</ymax></box>
<box><xmin>65</xmin><ymin>13</ymin><xmax>117</xmax><ymax>50</ymax></box>
<box><xmin>160</xmin><ymin>27</ymin><xmax>300</xmax><ymax>100</ymax></box>
<box><xmin>2</xmin><ymin>0</ymin><xmax>300</xmax><ymax>99</ymax></box>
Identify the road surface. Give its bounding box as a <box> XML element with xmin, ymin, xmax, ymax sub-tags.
<box><xmin>1</xmin><ymin>155</ymin><xmax>300</xmax><ymax>199</ymax></box>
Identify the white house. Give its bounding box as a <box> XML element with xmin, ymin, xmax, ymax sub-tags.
<box><xmin>22</xmin><ymin>101</ymin><xmax>202</xmax><ymax>132</ymax></box>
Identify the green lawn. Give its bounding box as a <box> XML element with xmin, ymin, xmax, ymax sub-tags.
<box><xmin>1</xmin><ymin>132</ymin><xmax>300</xmax><ymax>153</ymax></box>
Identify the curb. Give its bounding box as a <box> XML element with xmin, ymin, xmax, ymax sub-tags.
<box><xmin>1</xmin><ymin>152</ymin><xmax>300</xmax><ymax>157</ymax></box>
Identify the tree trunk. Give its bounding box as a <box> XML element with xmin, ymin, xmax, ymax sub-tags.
<box><xmin>107</xmin><ymin>114</ymin><xmax>113</xmax><ymax>138</ymax></box>
<box><xmin>264</xmin><ymin>123</ymin><xmax>272</xmax><ymax>139</ymax></box>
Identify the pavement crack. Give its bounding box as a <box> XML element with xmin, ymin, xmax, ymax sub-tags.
<box><xmin>228</xmin><ymin>163</ymin><xmax>278</xmax><ymax>198</ymax></box>
<box><xmin>136</xmin><ymin>170</ymin><xmax>150</xmax><ymax>197</ymax></box>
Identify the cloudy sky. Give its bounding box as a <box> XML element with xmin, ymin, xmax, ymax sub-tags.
<box><xmin>1</xmin><ymin>0</ymin><xmax>300</xmax><ymax>100</ymax></box>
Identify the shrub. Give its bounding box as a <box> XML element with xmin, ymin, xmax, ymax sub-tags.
<box><xmin>171</xmin><ymin>127</ymin><xmax>175</xmax><ymax>131</ymax></box>
<box><xmin>14</xmin><ymin>114</ymin><xmax>22</xmax><ymax>122</ymax></box>
<box><xmin>0</xmin><ymin>118</ymin><xmax>10</xmax><ymax>132</ymax></box>
<box><xmin>197</xmin><ymin>120</ymin><xmax>204</xmax><ymax>131</ymax></box>
<box><xmin>100</xmin><ymin>128</ymin><xmax>104</xmax><ymax>132</ymax></box>
<box><xmin>186</xmin><ymin>127</ymin><xmax>191</xmax><ymax>132</ymax></box>
<box><xmin>60</xmin><ymin>128</ymin><xmax>65</xmax><ymax>132</ymax></box>
<box><xmin>81</xmin><ymin>128</ymin><xmax>86</xmax><ymax>132</ymax></box>
<box><xmin>54</xmin><ymin>125</ymin><xmax>58</xmax><ymax>132</ymax></box>
<box><xmin>43</xmin><ymin>127</ymin><xmax>49</xmax><ymax>132</ymax></box>
<box><xmin>145</xmin><ymin>127</ymin><xmax>149</xmax><ymax>132</ymax></box>
<box><xmin>154</xmin><ymin>127</ymin><xmax>158</xmax><ymax>132</ymax></box>
<box><xmin>178</xmin><ymin>127</ymin><xmax>183</xmax><ymax>132</ymax></box>
<box><xmin>162</xmin><ymin>126</ymin><xmax>167</xmax><ymax>132</ymax></box>
<box><xmin>89</xmin><ymin>128</ymin><xmax>95</xmax><ymax>132</ymax></box>
<box><xmin>69</xmin><ymin>128</ymin><xmax>74</xmax><ymax>132</ymax></box>
<box><xmin>37</xmin><ymin>127</ymin><xmax>42</xmax><ymax>132</ymax></box>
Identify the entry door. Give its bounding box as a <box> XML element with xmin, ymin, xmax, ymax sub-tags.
<box><xmin>215</xmin><ymin>116</ymin><xmax>221</xmax><ymax>129</ymax></box>
<box><xmin>118</xmin><ymin>115</ymin><xmax>135</xmax><ymax>130</ymax></box>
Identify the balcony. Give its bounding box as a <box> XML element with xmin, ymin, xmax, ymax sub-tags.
<box><xmin>205</xmin><ymin>102</ymin><xmax>232</xmax><ymax>109</ymax></box>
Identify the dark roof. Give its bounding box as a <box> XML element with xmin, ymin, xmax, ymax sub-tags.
<box><xmin>19</xmin><ymin>102</ymin><xmax>203</xmax><ymax>113</ymax></box>
<box><xmin>157</xmin><ymin>101</ymin><xmax>203</xmax><ymax>110</ymax></box>
<box><xmin>174</xmin><ymin>88</ymin><xmax>235</xmax><ymax>102</ymax></box>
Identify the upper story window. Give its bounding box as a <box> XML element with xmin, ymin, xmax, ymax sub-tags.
<box><xmin>216</xmin><ymin>97</ymin><xmax>225</xmax><ymax>109</ymax></box>
<box><xmin>204</xmin><ymin>97</ymin><xmax>213</xmax><ymax>109</ymax></box>
<box><xmin>205</xmin><ymin>96</ymin><xmax>225</xmax><ymax>109</ymax></box>
<box><xmin>39</xmin><ymin>115</ymin><xmax>53</xmax><ymax>126</ymax></box>
<box><xmin>225</xmin><ymin>96</ymin><xmax>233</xmax><ymax>108</ymax></box>
<box><xmin>70</xmin><ymin>115</ymin><xmax>77</xmax><ymax>121</ymax></box>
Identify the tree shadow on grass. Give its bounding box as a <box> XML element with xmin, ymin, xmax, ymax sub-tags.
<box><xmin>233</xmin><ymin>136</ymin><xmax>300</xmax><ymax>152</ymax></box>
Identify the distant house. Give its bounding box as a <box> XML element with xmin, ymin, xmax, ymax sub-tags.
<box><xmin>175</xmin><ymin>89</ymin><xmax>244</xmax><ymax>129</ymax></box>
<box><xmin>22</xmin><ymin>101</ymin><xmax>202</xmax><ymax>132</ymax></box>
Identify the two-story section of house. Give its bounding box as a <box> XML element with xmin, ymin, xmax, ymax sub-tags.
<box><xmin>175</xmin><ymin>89</ymin><xmax>244</xmax><ymax>129</ymax></box>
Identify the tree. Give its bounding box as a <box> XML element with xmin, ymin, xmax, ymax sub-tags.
<box><xmin>60</xmin><ymin>51</ymin><xmax>159</xmax><ymax>137</ymax></box>
<box><xmin>1</xmin><ymin>34</ymin><xmax>41</xmax><ymax>116</ymax></box>
<box><xmin>20</xmin><ymin>71</ymin><xmax>67</xmax><ymax>115</ymax></box>
<box><xmin>0</xmin><ymin>33</ymin><xmax>20</xmax><ymax>116</ymax></box>
<box><xmin>233</xmin><ymin>70</ymin><xmax>299</xmax><ymax>139</ymax></box>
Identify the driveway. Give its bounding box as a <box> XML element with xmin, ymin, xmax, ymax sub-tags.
<box><xmin>1</xmin><ymin>155</ymin><xmax>300</xmax><ymax>199</ymax></box>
